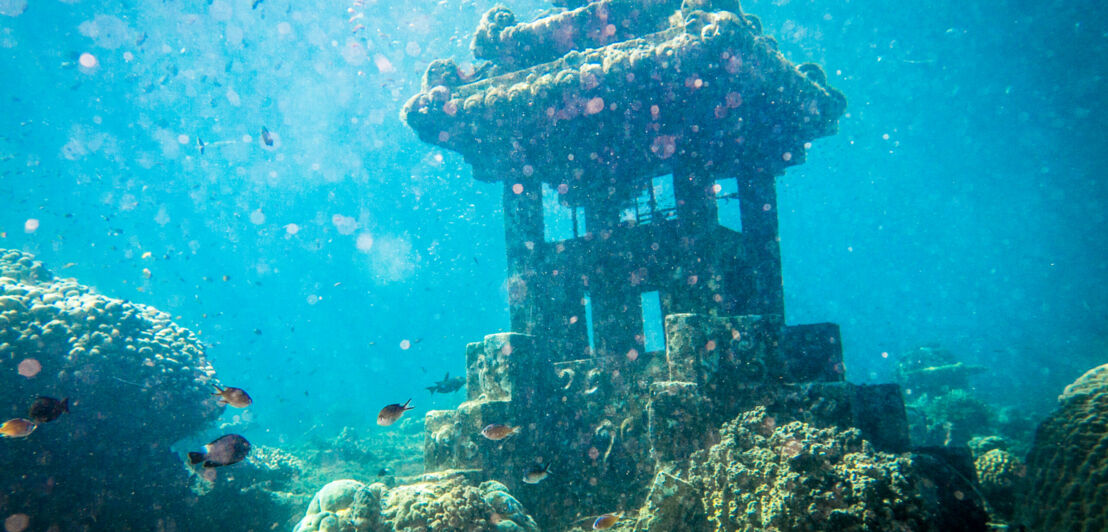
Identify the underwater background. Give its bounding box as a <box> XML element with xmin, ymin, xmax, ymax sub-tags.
<box><xmin>0</xmin><ymin>0</ymin><xmax>1105</xmax><ymax>530</ymax></box>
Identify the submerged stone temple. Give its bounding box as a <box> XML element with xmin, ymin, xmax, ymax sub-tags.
<box><xmin>401</xmin><ymin>0</ymin><xmax>946</xmax><ymax>529</ymax></box>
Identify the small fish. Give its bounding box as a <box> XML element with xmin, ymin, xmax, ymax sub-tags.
<box><xmin>522</xmin><ymin>463</ymin><xmax>551</xmax><ymax>484</ymax></box>
<box><xmin>377</xmin><ymin>399</ymin><xmax>414</xmax><ymax>426</ymax></box>
<box><xmin>593</xmin><ymin>513</ymin><xmax>622</xmax><ymax>530</ymax></box>
<box><xmin>0</xmin><ymin>418</ymin><xmax>36</xmax><ymax>438</ymax></box>
<box><xmin>197</xmin><ymin>136</ymin><xmax>206</xmax><ymax>154</ymax></box>
<box><xmin>213</xmin><ymin>384</ymin><xmax>252</xmax><ymax>408</ymax></box>
<box><xmin>188</xmin><ymin>434</ymin><xmax>251</xmax><ymax>468</ymax></box>
<box><xmin>111</xmin><ymin>376</ymin><xmax>147</xmax><ymax>388</ymax></box>
<box><xmin>376</xmin><ymin>467</ymin><xmax>389</xmax><ymax>476</ymax></box>
<box><xmin>426</xmin><ymin>372</ymin><xmax>465</xmax><ymax>394</ymax></box>
<box><xmin>260</xmin><ymin>126</ymin><xmax>274</xmax><ymax>147</ymax></box>
<box><xmin>481</xmin><ymin>424</ymin><xmax>520</xmax><ymax>440</ymax></box>
<box><xmin>29</xmin><ymin>396</ymin><xmax>69</xmax><ymax>423</ymax></box>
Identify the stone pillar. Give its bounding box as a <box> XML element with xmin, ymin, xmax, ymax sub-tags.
<box><xmin>500</xmin><ymin>171</ymin><xmax>545</xmax><ymax>335</ymax></box>
<box><xmin>580</xmin><ymin>196</ymin><xmax>640</xmax><ymax>358</ymax></box>
<box><xmin>669</xmin><ymin>161</ymin><xmax>725</xmax><ymax>317</ymax></box>
<box><xmin>647</xmin><ymin>381</ymin><xmax>709</xmax><ymax>462</ymax></box>
<box><xmin>781</xmin><ymin>323</ymin><xmax>845</xmax><ymax>382</ymax></box>
<box><xmin>738</xmin><ymin>167</ymin><xmax>784</xmax><ymax>316</ymax></box>
<box><xmin>591</xmin><ymin>282</ymin><xmax>644</xmax><ymax>359</ymax></box>
<box><xmin>672</xmin><ymin>160</ymin><xmax>719</xmax><ymax>232</ymax></box>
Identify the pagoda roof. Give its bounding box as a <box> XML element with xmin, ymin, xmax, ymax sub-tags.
<box><xmin>402</xmin><ymin>1</ymin><xmax>845</xmax><ymax>208</ymax></box>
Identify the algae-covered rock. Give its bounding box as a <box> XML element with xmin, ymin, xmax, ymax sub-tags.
<box><xmin>1018</xmin><ymin>363</ymin><xmax>1108</xmax><ymax>531</ymax></box>
<box><xmin>684</xmin><ymin>406</ymin><xmax>986</xmax><ymax>531</ymax></box>
<box><xmin>634</xmin><ymin>465</ymin><xmax>701</xmax><ymax>532</ymax></box>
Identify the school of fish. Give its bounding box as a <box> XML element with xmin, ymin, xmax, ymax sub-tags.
<box><xmin>6</xmin><ymin>368</ymin><xmax>622</xmax><ymax>527</ymax></box>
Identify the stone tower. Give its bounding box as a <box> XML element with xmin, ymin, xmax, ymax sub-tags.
<box><xmin>402</xmin><ymin>0</ymin><xmax>909</xmax><ymax>528</ymax></box>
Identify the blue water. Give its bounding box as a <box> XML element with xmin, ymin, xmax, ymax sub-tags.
<box><xmin>0</xmin><ymin>0</ymin><xmax>1104</xmax><ymax>486</ymax></box>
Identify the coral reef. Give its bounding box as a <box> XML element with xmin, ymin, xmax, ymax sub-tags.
<box><xmin>0</xmin><ymin>249</ymin><xmax>225</xmax><ymax>528</ymax></box>
<box><xmin>966</xmin><ymin>435</ymin><xmax>1008</xmax><ymax>457</ymax></box>
<box><xmin>298</xmin><ymin>424</ymin><xmax>425</xmax><ymax>483</ymax></box>
<box><xmin>294</xmin><ymin>473</ymin><xmax>538</xmax><ymax>532</ymax></box>
<box><xmin>1018</xmin><ymin>363</ymin><xmax>1108</xmax><ymax>531</ymax></box>
<box><xmin>185</xmin><ymin>445</ymin><xmax>312</xmax><ymax>531</ymax></box>
<box><xmin>683</xmin><ymin>406</ymin><xmax>986</xmax><ymax>531</ymax></box>
<box><xmin>422</xmin><ymin>318</ymin><xmax>912</xmax><ymax>529</ymax></box>
<box><xmin>1058</xmin><ymin>362</ymin><xmax>1108</xmax><ymax>401</ymax></box>
<box><xmin>384</xmin><ymin>476</ymin><xmax>537</xmax><ymax>531</ymax></box>
<box><xmin>294</xmin><ymin>479</ymin><xmax>385</xmax><ymax>532</ymax></box>
<box><xmin>185</xmin><ymin>423</ymin><xmax>426</xmax><ymax>532</ymax></box>
<box><xmin>973</xmin><ymin>448</ymin><xmax>1024</xmax><ymax>522</ymax></box>
<box><xmin>908</xmin><ymin>389</ymin><xmax>995</xmax><ymax>446</ymax></box>
<box><xmin>895</xmin><ymin>346</ymin><xmax>999</xmax><ymax>448</ymax></box>
<box><xmin>894</xmin><ymin>345</ymin><xmax>986</xmax><ymax>396</ymax></box>
<box><xmin>896</xmin><ymin>345</ymin><xmax>1040</xmax><ymax>461</ymax></box>
<box><xmin>0</xmin><ymin>249</ymin><xmax>220</xmax><ymax>435</ymax></box>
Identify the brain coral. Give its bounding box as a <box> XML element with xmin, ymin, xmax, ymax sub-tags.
<box><xmin>0</xmin><ymin>249</ymin><xmax>221</xmax><ymax>439</ymax></box>
<box><xmin>973</xmin><ymin>448</ymin><xmax>1025</xmax><ymax>522</ymax></box>
<box><xmin>0</xmin><ymin>248</ymin><xmax>224</xmax><ymax>528</ymax></box>
<box><xmin>294</xmin><ymin>473</ymin><xmax>538</xmax><ymax>532</ymax></box>
<box><xmin>294</xmin><ymin>479</ymin><xmax>385</xmax><ymax>532</ymax></box>
<box><xmin>383</xmin><ymin>475</ymin><xmax>538</xmax><ymax>532</ymax></box>
<box><xmin>686</xmin><ymin>406</ymin><xmax>986</xmax><ymax>532</ymax></box>
<box><xmin>1019</xmin><ymin>363</ymin><xmax>1108</xmax><ymax>531</ymax></box>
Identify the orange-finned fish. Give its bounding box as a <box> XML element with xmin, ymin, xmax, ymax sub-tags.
<box><xmin>480</xmin><ymin>423</ymin><xmax>520</xmax><ymax>440</ymax></box>
<box><xmin>593</xmin><ymin>513</ymin><xmax>623</xmax><ymax>530</ymax></box>
<box><xmin>377</xmin><ymin>399</ymin><xmax>413</xmax><ymax>426</ymax></box>
<box><xmin>0</xmin><ymin>418</ymin><xmax>37</xmax><ymax>438</ymax></box>
<box><xmin>213</xmin><ymin>384</ymin><xmax>252</xmax><ymax>408</ymax></box>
